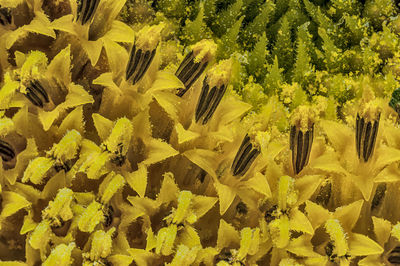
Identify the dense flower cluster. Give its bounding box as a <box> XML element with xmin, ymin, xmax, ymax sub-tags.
<box><xmin>1</xmin><ymin>0</ymin><xmax>400</xmax><ymax>265</ymax></box>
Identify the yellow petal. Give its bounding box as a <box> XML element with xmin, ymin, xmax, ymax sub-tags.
<box><xmin>374</xmin><ymin>146</ymin><xmax>400</xmax><ymax>171</ymax></box>
<box><xmin>143</xmin><ymin>138</ymin><xmax>179</xmax><ymax>165</ymax></box>
<box><xmin>295</xmin><ymin>175</ymin><xmax>322</xmax><ymax>206</ymax></box>
<box><xmin>310</xmin><ymin>152</ymin><xmax>347</xmax><ymax>175</ymax></box>
<box><xmin>0</xmin><ymin>191</ymin><xmax>31</xmax><ymax>218</ymax></box>
<box><xmin>24</xmin><ymin>12</ymin><xmax>56</xmax><ymax>38</ymax></box>
<box><xmin>103</xmin><ymin>20</ymin><xmax>135</xmax><ymax>43</ymax></box>
<box><xmin>305</xmin><ymin>200</ymin><xmax>331</xmax><ymax>230</ymax></box>
<box><xmin>152</xmin><ymin>91</ymin><xmax>181</xmax><ymax>121</ymax></box>
<box><xmin>175</xmin><ymin>123</ymin><xmax>200</xmax><ymax>144</ymax></box>
<box><xmin>38</xmin><ymin>108</ymin><xmax>61</xmax><ymax>131</ymax></box>
<box><xmin>81</xmin><ymin>39</ymin><xmax>104</xmax><ymax>66</ymax></box>
<box><xmin>351</xmin><ymin>173</ymin><xmax>374</xmax><ymax>201</ymax></box>
<box><xmin>92</xmin><ymin>113</ymin><xmax>114</xmax><ymax>141</ymax></box>
<box><xmin>289</xmin><ymin>208</ymin><xmax>314</xmax><ymax>235</ymax></box>
<box><xmin>217</xmin><ymin>219</ymin><xmax>240</xmax><ymax>250</ymax></box>
<box><xmin>372</xmin><ymin>216</ymin><xmax>391</xmax><ymax>247</ymax></box>
<box><xmin>287</xmin><ymin>235</ymin><xmax>319</xmax><ymax>257</ymax></box>
<box><xmin>191</xmin><ymin>195</ymin><xmax>218</xmax><ymax>219</ymax></box>
<box><xmin>375</xmin><ymin>164</ymin><xmax>400</xmax><ymax>182</ymax></box>
<box><xmin>214</xmin><ymin>182</ymin><xmax>236</xmax><ymax>215</ymax></box>
<box><xmin>158</xmin><ymin>172</ymin><xmax>179</xmax><ymax>205</ymax></box>
<box><xmin>148</xmin><ymin>71</ymin><xmax>184</xmax><ymax>93</ymax></box>
<box><xmin>334</xmin><ymin>200</ymin><xmax>364</xmax><ymax>231</ymax></box>
<box><xmin>126</xmin><ymin>163</ymin><xmax>148</xmax><ymax>198</ymax></box>
<box><xmin>178</xmin><ymin>225</ymin><xmax>201</xmax><ymax>248</ymax></box>
<box><xmin>348</xmin><ymin>233</ymin><xmax>383</xmax><ymax>256</ymax></box>
<box><xmin>358</xmin><ymin>255</ymin><xmax>385</xmax><ymax>266</ymax></box>
<box><xmin>93</xmin><ymin>72</ymin><xmax>123</xmax><ymax>94</ymax></box>
<box><xmin>50</xmin><ymin>14</ymin><xmax>76</xmax><ymax>35</ymax></box>
<box><xmin>63</xmin><ymin>83</ymin><xmax>94</xmax><ymax>108</ymax></box>
<box><xmin>242</xmin><ymin>172</ymin><xmax>272</xmax><ymax>198</ymax></box>
<box><xmin>20</xmin><ymin>211</ymin><xmax>37</xmax><ymax>235</ymax></box>
<box><xmin>320</xmin><ymin>120</ymin><xmax>353</xmax><ymax>154</ymax></box>
<box><xmin>57</xmin><ymin>106</ymin><xmax>85</xmax><ymax>135</ymax></box>
<box><xmin>183</xmin><ymin>149</ymin><xmax>218</xmax><ymax>179</ymax></box>
<box><xmin>215</xmin><ymin>96</ymin><xmax>252</xmax><ymax>125</ymax></box>
<box><xmin>47</xmin><ymin>44</ymin><xmax>72</xmax><ymax>84</ymax></box>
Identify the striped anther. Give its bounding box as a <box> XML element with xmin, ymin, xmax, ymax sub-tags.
<box><xmin>290</xmin><ymin>123</ymin><xmax>314</xmax><ymax>175</ymax></box>
<box><xmin>355</xmin><ymin>113</ymin><xmax>380</xmax><ymax>162</ymax></box>
<box><xmin>0</xmin><ymin>139</ymin><xmax>15</xmax><ymax>162</ymax></box>
<box><xmin>231</xmin><ymin>134</ymin><xmax>260</xmax><ymax>176</ymax></box>
<box><xmin>76</xmin><ymin>0</ymin><xmax>100</xmax><ymax>25</ymax></box>
<box><xmin>195</xmin><ymin>77</ymin><xmax>226</xmax><ymax>125</ymax></box>
<box><xmin>125</xmin><ymin>44</ymin><xmax>157</xmax><ymax>85</ymax></box>
<box><xmin>388</xmin><ymin>246</ymin><xmax>400</xmax><ymax>264</ymax></box>
<box><xmin>176</xmin><ymin>51</ymin><xmax>208</xmax><ymax>97</ymax></box>
<box><xmin>24</xmin><ymin>80</ymin><xmax>49</xmax><ymax>108</ymax></box>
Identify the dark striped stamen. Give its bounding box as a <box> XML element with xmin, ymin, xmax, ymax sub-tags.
<box><xmin>371</xmin><ymin>183</ymin><xmax>386</xmax><ymax>211</ymax></box>
<box><xmin>24</xmin><ymin>80</ymin><xmax>49</xmax><ymax>108</ymax></box>
<box><xmin>290</xmin><ymin>124</ymin><xmax>314</xmax><ymax>175</ymax></box>
<box><xmin>0</xmin><ymin>139</ymin><xmax>15</xmax><ymax>162</ymax></box>
<box><xmin>125</xmin><ymin>44</ymin><xmax>157</xmax><ymax>85</ymax></box>
<box><xmin>355</xmin><ymin>113</ymin><xmax>380</xmax><ymax>162</ymax></box>
<box><xmin>76</xmin><ymin>0</ymin><xmax>100</xmax><ymax>25</ymax></box>
<box><xmin>388</xmin><ymin>246</ymin><xmax>400</xmax><ymax>264</ymax></box>
<box><xmin>231</xmin><ymin>134</ymin><xmax>260</xmax><ymax>177</ymax></box>
<box><xmin>0</xmin><ymin>7</ymin><xmax>12</xmax><ymax>26</ymax></box>
<box><xmin>176</xmin><ymin>51</ymin><xmax>208</xmax><ymax>97</ymax></box>
<box><xmin>195</xmin><ymin>77</ymin><xmax>226</xmax><ymax>125</ymax></box>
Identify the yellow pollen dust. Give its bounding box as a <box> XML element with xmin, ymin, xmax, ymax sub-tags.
<box><xmin>135</xmin><ymin>23</ymin><xmax>165</xmax><ymax>51</ymax></box>
<box><xmin>206</xmin><ymin>58</ymin><xmax>233</xmax><ymax>89</ymax></box>
<box><xmin>191</xmin><ymin>39</ymin><xmax>217</xmax><ymax>63</ymax></box>
<box><xmin>358</xmin><ymin>88</ymin><xmax>381</xmax><ymax>122</ymax></box>
<box><xmin>290</xmin><ymin>105</ymin><xmax>316</xmax><ymax>132</ymax></box>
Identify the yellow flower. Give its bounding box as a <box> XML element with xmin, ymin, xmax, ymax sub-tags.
<box><xmin>51</xmin><ymin>0</ymin><xmax>134</xmax><ymax>66</ymax></box>
<box><xmin>313</xmin><ymin>89</ymin><xmax>400</xmax><ymax>203</ymax></box>
<box><xmin>305</xmin><ymin>200</ymin><xmax>383</xmax><ymax>265</ymax></box>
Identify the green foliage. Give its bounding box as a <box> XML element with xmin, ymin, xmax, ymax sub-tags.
<box><xmin>293</xmin><ymin>22</ymin><xmax>313</xmax><ymax>85</ymax></box>
<box><xmin>247</xmin><ymin>33</ymin><xmax>268</xmax><ymax>82</ymax></box>
<box><xmin>217</xmin><ymin>16</ymin><xmax>244</xmax><ymax>60</ymax></box>
<box><xmin>241</xmin><ymin>0</ymin><xmax>275</xmax><ymax>48</ymax></box>
<box><xmin>181</xmin><ymin>3</ymin><xmax>211</xmax><ymax>44</ymax></box>
<box><xmin>272</xmin><ymin>16</ymin><xmax>293</xmax><ymax>76</ymax></box>
<box><xmin>264</xmin><ymin>56</ymin><xmax>283</xmax><ymax>95</ymax></box>
<box><xmin>212</xmin><ymin>0</ymin><xmax>243</xmax><ymax>37</ymax></box>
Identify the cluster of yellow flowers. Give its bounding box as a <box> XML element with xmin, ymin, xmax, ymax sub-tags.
<box><xmin>1</xmin><ymin>0</ymin><xmax>400</xmax><ymax>265</ymax></box>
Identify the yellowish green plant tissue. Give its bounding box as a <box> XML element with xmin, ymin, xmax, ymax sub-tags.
<box><xmin>2</xmin><ymin>0</ymin><xmax>400</xmax><ymax>265</ymax></box>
